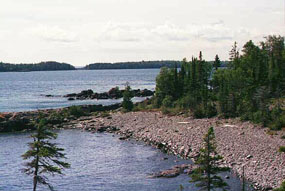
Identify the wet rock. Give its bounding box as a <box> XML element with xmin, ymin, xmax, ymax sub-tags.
<box><xmin>149</xmin><ymin>164</ymin><xmax>193</xmax><ymax>178</ymax></box>
<box><xmin>63</xmin><ymin>87</ymin><xmax>154</xmax><ymax>101</ymax></box>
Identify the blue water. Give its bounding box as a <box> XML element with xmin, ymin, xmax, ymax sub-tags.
<box><xmin>0</xmin><ymin>130</ymin><xmax>245</xmax><ymax>191</ymax></box>
<box><xmin>0</xmin><ymin>69</ymin><xmax>159</xmax><ymax>112</ymax></box>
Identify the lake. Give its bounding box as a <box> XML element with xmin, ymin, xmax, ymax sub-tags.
<box><xmin>0</xmin><ymin>130</ymin><xmax>245</xmax><ymax>191</ymax></box>
<box><xmin>0</xmin><ymin>69</ymin><xmax>159</xmax><ymax>112</ymax></box>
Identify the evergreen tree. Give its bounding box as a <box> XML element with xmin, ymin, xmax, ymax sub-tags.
<box><xmin>122</xmin><ymin>82</ymin><xmax>134</xmax><ymax>111</ymax></box>
<box><xmin>190</xmin><ymin>127</ymin><xmax>229</xmax><ymax>191</ymax></box>
<box><xmin>213</xmin><ymin>55</ymin><xmax>221</xmax><ymax>70</ymax></box>
<box><xmin>22</xmin><ymin>117</ymin><xmax>70</xmax><ymax>191</ymax></box>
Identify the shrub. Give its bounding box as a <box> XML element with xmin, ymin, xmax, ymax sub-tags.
<box><xmin>100</xmin><ymin>111</ymin><xmax>111</xmax><ymax>118</ymax></box>
<box><xmin>273</xmin><ymin>181</ymin><xmax>285</xmax><ymax>191</ymax></box>
<box><xmin>205</xmin><ymin>103</ymin><xmax>218</xmax><ymax>118</ymax></box>
<box><xmin>281</xmin><ymin>135</ymin><xmax>285</xmax><ymax>139</ymax></box>
<box><xmin>161</xmin><ymin>106</ymin><xmax>180</xmax><ymax>116</ymax></box>
<box><xmin>279</xmin><ymin>146</ymin><xmax>285</xmax><ymax>153</ymax></box>
<box><xmin>162</xmin><ymin>95</ymin><xmax>173</xmax><ymax>108</ymax></box>
<box><xmin>193</xmin><ymin>104</ymin><xmax>206</xmax><ymax>119</ymax></box>
<box><xmin>67</xmin><ymin>105</ymin><xmax>85</xmax><ymax>118</ymax></box>
<box><xmin>177</xmin><ymin>95</ymin><xmax>196</xmax><ymax>110</ymax></box>
<box><xmin>47</xmin><ymin>111</ymin><xmax>64</xmax><ymax>124</ymax></box>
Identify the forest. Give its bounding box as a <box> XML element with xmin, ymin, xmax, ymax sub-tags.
<box><xmin>0</xmin><ymin>61</ymin><xmax>76</xmax><ymax>72</ymax></box>
<box><xmin>84</xmin><ymin>60</ymin><xmax>182</xmax><ymax>69</ymax></box>
<box><xmin>151</xmin><ymin>35</ymin><xmax>285</xmax><ymax>130</ymax></box>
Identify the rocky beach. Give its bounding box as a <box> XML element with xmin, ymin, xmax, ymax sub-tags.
<box><xmin>1</xmin><ymin>109</ymin><xmax>285</xmax><ymax>190</ymax></box>
<box><xmin>63</xmin><ymin>111</ymin><xmax>285</xmax><ymax>190</ymax></box>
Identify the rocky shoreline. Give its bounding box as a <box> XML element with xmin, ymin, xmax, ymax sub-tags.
<box><xmin>1</xmin><ymin>108</ymin><xmax>284</xmax><ymax>190</ymax></box>
<box><xmin>64</xmin><ymin>111</ymin><xmax>285</xmax><ymax>190</ymax></box>
<box><xmin>45</xmin><ymin>87</ymin><xmax>154</xmax><ymax>101</ymax></box>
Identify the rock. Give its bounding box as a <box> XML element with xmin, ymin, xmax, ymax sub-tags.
<box><xmin>68</xmin><ymin>97</ymin><xmax>75</xmax><ymax>101</ymax></box>
<box><xmin>246</xmin><ymin>155</ymin><xmax>253</xmax><ymax>159</ymax></box>
<box><xmin>225</xmin><ymin>175</ymin><xmax>230</xmax><ymax>179</ymax></box>
<box><xmin>64</xmin><ymin>93</ymin><xmax>77</xmax><ymax>97</ymax></box>
<box><xmin>149</xmin><ymin>164</ymin><xmax>193</xmax><ymax>178</ymax></box>
<box><xmin>62</xmin><ymin>87</ymin><xmax>154</xmax><ymax>101</ymax></box>
<box><xmin>119</xmin><ymin>136</ymin><xmax>130</xmax><ymax>140</ymax></box>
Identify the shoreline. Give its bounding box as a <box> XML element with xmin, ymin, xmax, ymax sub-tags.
<box><xmin>65</xmin><ymin>111</ymin><xmax>284</xmax><ymax>190</ymax></box>
<box><xmin>1</xmin><ymin>108</ymin><xmax>285</xmax><ymax>190</ymax></box>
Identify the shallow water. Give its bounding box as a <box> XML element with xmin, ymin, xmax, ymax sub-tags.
<box><xmin>0</xmin><ymin>130</ymin><xmax>246</xmax><ymax>191</ymax></box>
<box><xmin>0</xmin><ymin>69</ymin><xmax>159</xmax><ymax>112</ymax></box>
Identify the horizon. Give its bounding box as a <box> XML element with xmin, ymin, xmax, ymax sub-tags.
<box><xmin>1</xmin><ymin>0</ymin><xmax>284</xmax><ymax>66</ymax></box>
<box><xmin>0</xmin><ymin>59</ymin><xmax>229</xmax><ymax>68</ymax></box>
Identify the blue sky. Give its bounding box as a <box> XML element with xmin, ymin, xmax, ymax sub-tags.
<box><xmin>0</xmin><ymin>0</ymin><xmax>284</xmax><ymax>66</ymax></box>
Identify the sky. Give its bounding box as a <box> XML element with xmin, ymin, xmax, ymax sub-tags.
<box><xmin>0</xmin><ymin>0</ymin><xmax>284</xmax><ymax>66</ymax></box>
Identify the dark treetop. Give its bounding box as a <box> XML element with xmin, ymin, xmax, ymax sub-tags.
<box><xmin>0</xmin><ymin>61</ymin><xmax>76</xmax><ymax>72</ymax></box>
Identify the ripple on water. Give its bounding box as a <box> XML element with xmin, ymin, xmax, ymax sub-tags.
<box><xmin>0</xmin><ymin>130</ymin><xmax>248</xmax><ymax>191</ymax></box>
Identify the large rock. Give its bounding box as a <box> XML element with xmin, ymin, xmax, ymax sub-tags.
<box><xmin>149</xmin><ymin>164</ymin><xmax>193</xmax><ymax>178</ymax></box>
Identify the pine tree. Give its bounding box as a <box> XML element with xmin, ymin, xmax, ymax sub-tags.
<box><xmin>190</xmin><ymin>127</ymin><xmax>229</xmax><ymax>191</ymax></box>
<box><xmin>213</xmin><ymin>55</ymin><xmax>221</xmax><ymax>70</ymax></box>
<box><xmin>122</xmin><ymin>82</ymin><xmax>134</xmax><ymax>111</ymax></box>
<box><xmin>22</xmin><ymin>117</ymin><xmax>70</xmax><ymax>191</ymax></box>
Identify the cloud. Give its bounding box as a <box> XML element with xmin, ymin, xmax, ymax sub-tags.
<box><xmin>94</xmin><ymin>21</ymin><xmax>246</xmax><ymax>43</ymax></box>
<box><xmin>29</xmin><ymin>25</ymin><xmax>79</xmax><ymax>43</ymax></box>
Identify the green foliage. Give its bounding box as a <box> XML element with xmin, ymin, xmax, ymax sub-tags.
<box><xmin>46</xmin><ymin>111</ymin><xmax>65</xmax><ymax>125</ymax></box>
<box><xmin>0</xmin><ymin>61</ymin><xmax>75</xmax><ymax>72</ymax></box>
<box><xmin>279</xmin><ymin>146</ymin><xmax>285</xmax><ymax>153</ymax></box>
<box><xmin>155</xmin><ymin>53</ymin><xmax>212</xmax><ymax>116</ymax></box>
<box><xmin>213</xmin><ymin>54</ymin><xmax>221</xmax><ymax>70</ymax></box>
<box><xmin>153</xmin><ymin>35</ymin><xmax>285</xmax><ymax>129</ymax></box>
<box><xmin>85</xmin><ymin>60</ymin><xmax>182</xmax><ymax>70</ymax></box>
<box><xmin>22</xmin><ymin>116</ymin><xmax>70</xmax><ymax>191</ymax></box>
<box><xmin>122</xmin><ymin>83</ymin><xmax>134</xmax><ymax>112</ymax></box>
<box><xmin>274</xmin><ymin>181</ymin><xmax>285</xmax><ymax>191</ymax></box>
<box><xmin>190</xmin><ymin>127</ymin><xmax>229</xmax><ymax>191</ymax></box>
<box><xmin>67</xmin><ymin>105</ymin><xmax>86</xmax><ymax>118</ymax></box>
<box><xmin>162</xmin><ymin>95</ymin><xmax>173</xmax><ymax>108</ymax></box>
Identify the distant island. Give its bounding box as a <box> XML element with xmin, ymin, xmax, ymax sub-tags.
<box><xmin>84</xmin><ymin>60</ymin><xmax>229</xmax><ymax>70</ymax></box>
<box><xmin>0</xmin><ymin>61</ymin><xmax>76</xmax><ymax>72</ymax></box>
<box><xmin>84</xmin><ymin>61</ymin><xmax>182</xmax><ymax>70</ymax></box>
<box><xmin>0</xmin><ymin>60</ymin><xmax>229</xmax><ymax>72</ymax></box>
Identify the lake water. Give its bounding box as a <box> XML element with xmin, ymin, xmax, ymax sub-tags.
<box><xmin>0</xmin><ymin>69</ymin><xmax>159</xmax><ymax>112</ymax></box>
<box><xmin>0</xmin><ymin>69</ymin><xmax>249</xmax><ymax>191</ymax></box>
<box><xmin>0</xmin><ymin>130</ymin><xmax>245</xmax><ymax>191</ymax></box>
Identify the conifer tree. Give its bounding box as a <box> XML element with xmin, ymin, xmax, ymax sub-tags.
<box><xmin>190</xmin><ymin>127</ymin><xmax>229</xmax><ymax>191</ymax></box>
<box><xmin>213</xmin><ymin>55</ymin><xmax>221</xmax><ymax>70</ymax></box>
<box><xmin>122</xmin><ymin>82</ymin><xmax>134</xmax><ymax>111</ymax></box>
<box><xmin>22</xmin><ymin>117</ymin><xmax>70</xmax><ymax>191</ymax></box>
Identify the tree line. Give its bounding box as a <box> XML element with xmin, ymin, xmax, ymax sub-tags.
<box><xmin>0</xmin><ymin>61</ymin><xmax>75</xmax><ymax>72</ymax></box>
<box><xmin>154</xmin><ymin>35</ymin><xmax>285</xmax><ymax>130</ymax></box>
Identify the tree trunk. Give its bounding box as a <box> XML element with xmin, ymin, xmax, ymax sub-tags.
<box><xmin>33</xmin><ymin>139</ymin><xmax>40</xmax><ymax>191</ymax></box>
<box><xmin>207</xmin><ymin>134</ymin><xmax>211</xmax><ymax>191</ymax></box>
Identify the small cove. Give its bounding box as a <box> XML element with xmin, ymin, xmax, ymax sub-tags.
<box><xmin>0</xmin><ymin>129</ymin><xmax>249</xmax><ymax>191</ymax></box>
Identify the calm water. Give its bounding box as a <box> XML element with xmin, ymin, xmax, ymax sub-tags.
<box><xmin>0</xmin><ymin>130</ymin><xmax>245</xmax><ymax>191</ymax></box>
<box><xmin>0</xmin><ymin>69</ymin><xmax>159</xmax><ymax>112</ymax></box>
<box><xmin>0</xmin><ymin>69</ymin><xmax>248</xmax><ymax>191</ymax></box>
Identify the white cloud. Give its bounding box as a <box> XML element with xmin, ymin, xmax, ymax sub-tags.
<box><xmin>0</xmin><ymin>0</ymin><xmax>284</xmax><ymax>65</ymax></box>
<box><xmin>94</xmin><ymin>21</ymin><xmax>253</xmax><ymax>44</ymax></box>
<box><xmin>29</xmin><ymin>25</ymin><xmax>79</xmax><ymax>43</ymax></box>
